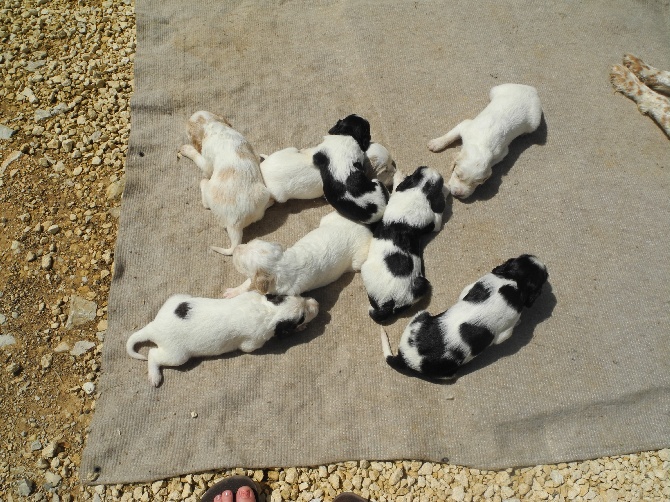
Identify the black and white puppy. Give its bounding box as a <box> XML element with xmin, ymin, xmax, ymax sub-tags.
<box><xmin>313</xmin><ymin>114</ymin><xmax>390</xmax><ymax>224</ymax></box>
<box><xmin>361</xmin><ymin>166</ymin><xmax>446</xmax><ymax>322</ymax></box>
<box><xmin>126</xmin><ymin>292</ymin><xmax>319</xmax><ymax>386</ymax></box>
<box><xmin>381</xmin><ymin>254</ymin><xmax>548</xmax><ymax>379</ymax></box>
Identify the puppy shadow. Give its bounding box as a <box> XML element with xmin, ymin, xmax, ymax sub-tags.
<box><xmin>460</xmin><ymin>113</ymin><xmax>548</xmax><ymax>204</ymax></box>
<box><xmin>452</xmin><ymin>282</ymin><xmax>557</xmax><ymax>381</ymax></box>
<box><xmin>243</xmin><ymin>197</ymin><xmax>328</xmax><ymax>241</ymax></box>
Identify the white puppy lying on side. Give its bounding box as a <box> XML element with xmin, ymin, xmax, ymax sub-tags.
<box><xmin>259</xmin><ymin>142</ymin><xmax>396</xmax><ymax>203</ymax></box>
<box><xmin>127</xmin><ymin>291</ymin><xmax>319</xmax><ymax>386</ymax></box>
<box><xmin>428</xmin><ymin>83</ymin><xmax>542</xmax><ymax>198</ymax></box>
<box><xmin>179</xmin><ymin>111</ymin><xmax>272</xmax><ymax>255</ymax></box>
<box><xmin>224</xmin><ymin>211</ymin><xmax>373</xmax><ymax>297</ymax></box>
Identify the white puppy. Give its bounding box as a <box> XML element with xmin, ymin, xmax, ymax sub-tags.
<box><xmin>361</xmin><ymin>166</ymin><xmax>445</xmax><ymax>322</ymax></box>
<box><xmin>179</xmin><ymin>111</ymin><xmax>272</xmax><ymax>255</ymax></box>
<box><xmin>381</xmin><ymin>255</ymin><xmax>548</xmax><ymax>379</ymax></box>
<box><xmin>224</xmin><ymin>211</ymin><xmax>373</xmax><ymax>297</ymax></box>
<box><xmin>126</xmin><ymin>291</ymin><xmax>319</xmax><ymax>386</ymax></box>
<box><xmin>428</xmin><ymin>83</ymin><xmax>542</xmax><ymax>198</ymax></box>
<box><xmin>259</xmin><ymin>142</ymin><xmax>396</xmax><ymax>203</ymax></box>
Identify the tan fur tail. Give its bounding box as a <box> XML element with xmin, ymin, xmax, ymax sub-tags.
<box><xmin>126</xmin><ymin>326</ymin><xmax>154</xmax><ymax>360</ymax></box>
<box><xmin>381</xmin><ymin>326</ymin><xmax>394</xmax><ymax>359</ymax></box>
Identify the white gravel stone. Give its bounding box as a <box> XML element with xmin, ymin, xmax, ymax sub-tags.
<box><xmin>0</xmin><ymin>334</ymin><xmax>16</xmax><ymax>347</ymax></box>
<box><xmin>0</xmin><ymin>124</ymin><xmax>16</xmax><ymax>139</ymax></box>
<box><xmin>70</xmin><ymin>341</ymin><xmax>96</xmax><ymax>356</ymax></box>
<box><xmin>83</xmin><ymin>382</ymin><xmax>96</xmax><ymax>395</ymax></box>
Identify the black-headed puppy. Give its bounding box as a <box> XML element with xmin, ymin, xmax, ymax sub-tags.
<box><xmin>361</xmin><ymin>166</ymin><xmax>446</xmax><ymax>322</ymax></box>
<box><xmin>313</xmin><ymin>114</ymin><xmax>389</xmax><ymax>224</ymax></box>
<box><xmin>381</xmin><ymin>254</ymin><xmax>548</xmax><ymax>379</ymax></box>
<box><xmin>127</xmin><ymin>292</ymin><xmax>319</xmax><ymax>386</ymax></box>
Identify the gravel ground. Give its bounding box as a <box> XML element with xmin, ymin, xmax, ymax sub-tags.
<box><xmin>1</xmin><ymin>1</ymin><xmax>668</xmax><ymax>501</ymax></box>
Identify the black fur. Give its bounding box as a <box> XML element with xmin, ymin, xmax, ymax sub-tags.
<box><xmin>327</xmin><ymin>114</ymin><xmax>371</xmax><ymax>151</ymax></box>
<box><xmin>462</xmin><ymin>281</ymin><xmax>491</xmax><ymax>303</ymax></box>
<box><xmin>265</xmin><ymin>294</ymin><xmax>287</xmax><ymax>305</ymax></box>
<box><xmin>492</xmin><ymin>254</ymin><xmax>548</xmax><ymax>307</ymax></box>
<box><xmin>174</xmin><ymin>302</ymin><xmax>191</xmax><ymax>319</ymax></box>
<box><xmin>369</xmin><ymin>296</ymin><xmax>396</xmax><ymax>323</ymax></box>
<box><xmin>459</xmin><ymin>322</ymin><xmax>495</xmax><ymax>356</ymax></box>
<box><xmin>497</xmin><ymin>284</ymin><xmax>523</xmax><ymax>311</ymax></box>
<box><xmin>384</xmin><ymin>252</ymin><xmax>414</xmax><ymax>276</ymax></box>
<box><xmin>274</xmin><ymin>314</ymin><xmax>306</xmax><ymax>338</ymax></box>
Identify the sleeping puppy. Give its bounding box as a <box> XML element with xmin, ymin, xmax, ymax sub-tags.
<box><xmin>179</xmin><ymin>111</ymin><xmax>271</xmax><ymax>255</ymax></box>
<box><xmin>259</xmin><ymin>141</ymin><xmax>397</xmax><ymax>203</ymax></box>
<box><xmin>361</xmin><ymin>166</ymin><xmax>446</xmax><ymax>322</ymax></box>
<box><xmin>126</xmin><ymin>291</ymin><xmax>319</xmax><ymax>386</ymax></box>
<box><xmin>224</xmin><ymin>211</ymin><xmax>373</xmax><ymax>297</ymax></box>
<box><xmin>381</xmin><ymin>254</ymin><xmax>548</xmax><ymax>379</ymax></box>
<box><xmin>313</xmin><ymin>114</ymin><xmax>390</xmax><ymax>224</ymax></box>
<box><xmin>428</xmin><ymin>84</ymin><xmax>542</xmax><ymax>198</ymax></box>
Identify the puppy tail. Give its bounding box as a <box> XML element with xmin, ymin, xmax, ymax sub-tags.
<box><xmin>126</xmin><ymin>326</ymin><xmax>154</xmax><ymax>360</ymax></box>
<box><xmin>380</xmin><ymin>327</ymin><xmax>404</xmax><ymax>369</ymax></box>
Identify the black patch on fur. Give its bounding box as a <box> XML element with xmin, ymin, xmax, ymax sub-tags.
<box><xmin>315</xmin><ymin>151</ymin><xmax>388</xmax><ymax>223</ymax></box>
<box><xmin>374</xmin><ymin>222</ymin><xmax>423</xmax><ymax>256</ymax></box>
<box><xmin>174</xmin><ymin>302</ymin><xmax>191</xmax><ymax>319</ymax></box>
<box><xmin>384</xmin><ymin>252</ymin><xmax>414</xmax><ymax>277</ymax></box>
<box><xmin>265</xmin><ymin>294</ymin><xmax>287</xmax><ymax>305</ymax></box>
<box><xmin>498</xmin><ymin>284</ymin><xmax>523</xmax><ymax>312</ymax></box>
<box><xmin>423</xmin><ymin>177</ymin><xmax>446</xmax><ymax>214</ymax></box>
<box><xmin>327</xmin><ymin>114</ymin><xmax>371</xmax><ymax>151</ymax></box>
<box><xmin>462</xmin><ymin>281</ymin><xmax>491</xmax><ymax>303</ymax></box>
<box><xmin>274</xmin><ymin>314</ymin><xmax>305</xmax><ymax>338</ymax></box>
<box><xmin>368</xmin><ymin>296</ymin><xmax>396</xmax><ymax>323</ymax></box>
<box><xmin>412</xmin><ymin>275</ymin><xmax>430</xmax><ymax>299</ymax></box>
<box><xmin>395</xmin><ymin>167</ymin><xmax>425</xmax><ymax>191</ymax></box>
<box><xmin>411</xmin><ymin>312</ymin><xmax>463</xmax><ymax>378</ymax></box>
<box><xmin>459</xmin><ymin>322</ymin><xmax>495</xmax><ymax>356</ymax></box>
<box><xmin>492</xmin><ymin>254</ymin><xmax>548</xmax><ymax>307</ymax></box>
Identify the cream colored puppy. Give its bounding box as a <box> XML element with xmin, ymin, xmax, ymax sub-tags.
<box><xmin>180</xmin><ymin>111</ymin><xmax>271</xmax><ymax>255</ymax></box>
<box><xmin>259</xmin><ymin>142</ymin><xmax>396</xmax><ymax>203</ymax></box>
<box><xmin>224</xmin><ymin>211</ymin><xmax>373</xmax><ymax>297</ymax></box>
<box><xmin>428</xmin><ymin>84</ymin><xmax>542</xmax><ymax>198</ymax></box>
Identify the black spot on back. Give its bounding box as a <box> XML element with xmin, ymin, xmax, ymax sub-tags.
<box><xmin>345</xmin><ymin>169</ymin><xmax>379</xmax><ymax>197</ymax></box>
<box><xmin>174</xmin><ymin>302</ymin><xmax>191</xmax><ymax>319</ymax></box>
<box><xmin>459</xmin><ymin>322</ymin><xmax>495</xmax><ymax>356</ymax></box>
<box><xmin>384</xmin><ymin>251</ymin><xmax>414</xmax><ymax>276</ymax></box>
<box><xmin>462</xmin><ymin>281</ymin><xmax>491</xmax><ymax>303</ymax></box>
<box><xmin>313</xmin><ymin>151</ymin><xmax>330</xmax><ymax>172</ymax></box>
<box><xmin>374</xmin><ymin>223</ymin><xmax>423</xmax><ymax>255</ymax></box>
<box><xmin>413</xmin><ymin>313</ymin><xmax>445</xmax><ymax>357</ymax></box>
<box><xmin>265</xmin><ymin>294</ymin><xmax>287</xmax><ymax>305</ymax></box>
<box><xmin>498</xmin><ymin>284</ymin><xmax>523</xmax><ymax>312</ymax></box>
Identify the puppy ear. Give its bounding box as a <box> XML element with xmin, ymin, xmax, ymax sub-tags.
<box><xmin>412</xmin><ymin>275</ymin><xmax>431</xmax><ymax>299</ymax></box>
<box><xmin>524</xmin><ymin>287</ymin><xmax>543</xmax><ymax>308</ymax></box>
<box><xmin>251</xmin><ymin>270</ymin><xmax>275</xmax><ymax>294</ymax></box>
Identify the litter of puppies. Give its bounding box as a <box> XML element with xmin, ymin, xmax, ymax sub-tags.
<box><xmin>131</xmin><ymin>86</ymin><xmax>548</xmax><ymax>385</ymax></box>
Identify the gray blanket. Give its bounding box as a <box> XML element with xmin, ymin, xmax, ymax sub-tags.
<box><xmin>82</xmin><ymin>0</ymin><xmax>670</xmax><ymax>484</ymax></box>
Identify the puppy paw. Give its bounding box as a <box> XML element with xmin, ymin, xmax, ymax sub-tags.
<box><xmin>148</xmin><ymin>371</ymin><xmax>162</xmax><ymax>387</ymax></box>
<box><xmin>179</xmin><ymin>144</ymin><xmax>198</xmax><ymax>160</ymax></box>
<box><xmin>427</xmin><ymin>138</ymin><xmax>447</xmax><ymax>152</ymax></box>
<box><xmin>223</xmin><ymin>287</ymin><xmax>242</xmax><ymax>299</ymax></box>
<box><xmin>610</xmin><ymin>64</ymin><xmax>639</xmax><ymax>97</ymax></box>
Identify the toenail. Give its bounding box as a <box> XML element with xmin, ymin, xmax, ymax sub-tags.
<box><xmin>238</xmin><ymin>486</ymin><xmax>252</xmax><ymax>497</ymax></box>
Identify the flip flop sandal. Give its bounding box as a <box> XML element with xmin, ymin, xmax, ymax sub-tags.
<box><xmin>200</xmin><ymin>475</ymin><xmax>261</xmax><ymax>502</ymax></box>
<box><xmin>333</xmin><ymin>494</ymin><xmax>369</xmax><ymax>502</ymax></box>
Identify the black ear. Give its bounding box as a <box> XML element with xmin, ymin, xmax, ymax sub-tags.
<box><xmin>328</xmin><ymin>115</ymin><xmax>371</xmax><ymax>151</ymax></box>
<box><xmin>412</xmin><ymin>275</ymin><xmax>431</xmax><ymax>299</ymax></box>
<box><xmin>369</xmin><ymin>298</ymin><xmax>395</xmax><ymax>323</ymax></box>
<box><xmin>524</xmin><ymin>286</ymin><xmax>543</xmax><ymax>307</ymax></box>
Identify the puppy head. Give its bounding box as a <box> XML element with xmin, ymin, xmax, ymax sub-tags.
<box><xmin>364</xmin><ymin>142</ymin><xmax>397</xmax><ymax>187</ymax></box>
<box><xmin>491</xmin><ymin>254</ymin><xmax>548</xmax><ymax>307</ymax></box>
<box><xmin>268</xmin><ymin>295</ymin><xmax>320</xmax><ymax>336</ymax></box>
<box><xmin>446</xmin><ymin>150</ymin><xmax>492</xmax><ymax>198</ymax></box>
<box><xmin>328</xmin><ymin>114</ymin><xmax>371</xmax><ymax>151</ymax></box>
<box><xmin>232</xmin><ymin>240</ymin><xmax>284</xmax><ymax>294</ymax></box>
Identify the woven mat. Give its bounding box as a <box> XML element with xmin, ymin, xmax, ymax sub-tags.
<box><xmin>82</xmin><ymin>0</ymin><xmax>670</xmax><ymax>484</ymax></box>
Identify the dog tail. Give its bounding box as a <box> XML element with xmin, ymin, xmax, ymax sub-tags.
<box><xmin>126</xmin><ymin>325</ymin><xmax>155</xmax><ymax>360</ymax></box>
<box><xmin>380</xmin><ymin>326</ymin><xmax>410</xmax><ymax>373</ymax></box>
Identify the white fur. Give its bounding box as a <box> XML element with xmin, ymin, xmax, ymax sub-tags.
<box><xmin>259</xmin><ymin>142</ymin><xmax>396</xmax><ymax>204</ymax></box>
<box><xmin>428</xmin><ymin>83</ymin><xmax>542</xmax><ymax>198</ymax></box>
<box><xmin>179</xmin><ymin>111</ymin><xmax>272</xmax><ymax>255</ymax></box>
<box><xmin>126</xmin><ymin>291</ymin><xmax>319</xmax><ymax>386</ymax></box>
<box><xmin>224</xmin><ymin>211</ymin><xmax>373</xmax><ymax>297</ymax></box>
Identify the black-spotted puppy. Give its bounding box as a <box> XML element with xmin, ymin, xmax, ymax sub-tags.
<box><xmin>126</xmin><ymin>292</ymin><xmax>319</xmax><ymax>386</ymax></box>
<box><xmin>381</xmin><ymin>254</ymin><xmax>548</xmax><ymax>379</ymax></box>
<box><xmin>224</xmin><ymin>211</ymin><xmax>373</xmax><ymax>297</ymax></box>
<box><xmin>313</xmin><ymin>114</ymin><xmax>390</xmax><ymax>224</ymax></box>
<box><xmin>361</xmin><ymin>166</ymin><xmax>446</xmax><ymax>322</ymax></box>
<box><xmin>259</xmin><ymin>141</ymin><xmax>397</xmax><ymax>204</ymax></box>
<box><xmin>179</xmin><ymin>111</ymin><xmax>272</xmax><ymax>255</ymax></box>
